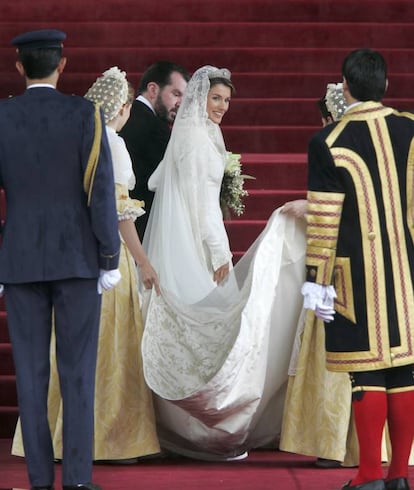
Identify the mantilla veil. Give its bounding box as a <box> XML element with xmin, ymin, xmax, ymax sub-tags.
<box><xmin>143</xmin><ymin>65</ymin><xmax>232</xmax><ymax>301</ymax></box>
<box><xmin>141</xmin><ymin>65</ymin><xmax>306</xmax><ymax>459</ymax></box>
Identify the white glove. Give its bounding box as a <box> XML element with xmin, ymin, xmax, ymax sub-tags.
<box><xmin>97</xmin><ymin>269</ymin><xmax>121</xmax><ymax>294</ymax></box>
<box><xmin>314</xmin><ymin>303</ymin><xmax>336</xmax><ymax>322</ymax></box>
<box><xmin>301</xmin><ymin>282</ymin><xmax>336</xmax><ymax>323</ymax></box>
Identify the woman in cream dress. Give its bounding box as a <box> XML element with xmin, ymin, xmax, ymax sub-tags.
<box><xmin>279</xmin><ymin>83</ymin><xmax>359</xmax><ymax>467</ymax></box>
<box><xmin>12</xmin><ymin>67</ymin><xmax>160</xmax><ymax>461</ymax></box>
<box><xmin>140</xmin><ymin>65</ymin><xmax>306</xmax><ymax>460</ymax></box>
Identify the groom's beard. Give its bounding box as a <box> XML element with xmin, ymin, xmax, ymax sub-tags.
<box><xmin>154</xmin><ymin>95</ymin><xmax>176</xmax><ymax>124</ymax></box>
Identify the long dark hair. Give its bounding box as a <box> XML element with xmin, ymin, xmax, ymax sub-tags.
<box><xmin>209</xmin><ymin>77</ymin><xmax>236</xmax><ymax>95</ymax></box>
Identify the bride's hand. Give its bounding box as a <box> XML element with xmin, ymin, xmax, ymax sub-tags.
<box><xmin>281</xmin><ymin>199</ymin><xmax>307</xmax><ymax>218</ymax></box>
<box><xmin>214</xmin><ymin>262</ymin><xmax>230</xmax><ymax>285</ymax></box>
<box><xmin>139</xmin><ymin>260</ymin><xmax>161</xmax><ymax>296</ymax></box>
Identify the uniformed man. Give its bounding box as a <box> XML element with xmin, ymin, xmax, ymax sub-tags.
<box><xmin>302</xmin><ymin>49</ymin><xmax>414</xmax><ymax>490</ymax></box>
<box><xmin>0</xmin><ymin>29</ymin><xmax>121</xmax><ymax>490</ymax></box>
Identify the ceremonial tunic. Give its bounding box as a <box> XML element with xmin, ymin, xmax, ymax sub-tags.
<box><xmin>306</xmin><ymin>101</ymin><xmax>414</xmax><ymax>372</ymax></box>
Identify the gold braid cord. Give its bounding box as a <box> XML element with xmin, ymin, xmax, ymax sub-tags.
<box><xmin>306</xmin><ymin>191</ymin><xmax>345</xmax><ymax>285</ymax></box>
<box><xmin>83</xmin><ymin>103</ymin><xmax>102</xmax><ymax>206</ymax></box>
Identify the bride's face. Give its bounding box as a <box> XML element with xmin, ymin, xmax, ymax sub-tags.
<box><xmin>206</xmin><ymin>83</ymin><xmax>231</xmax><ymax>125</ymax></box>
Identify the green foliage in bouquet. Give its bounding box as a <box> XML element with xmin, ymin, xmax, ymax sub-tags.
<box><xmin>220</xmin><ymin>152</ymin><xmax>255</xmax><ymax>218</ymax></box>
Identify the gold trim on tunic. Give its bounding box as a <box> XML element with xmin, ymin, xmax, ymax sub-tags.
<box><xmin>406</xmin><ymin>138</ymin><xmax>414</xmax><ymax>231</ymax></box>
<box><xmin>306</xmin><ymin>191</ymin><xmax>344</xmax><ymax>285</ymax></box>
<box><xmin>387</xmin><ymin>386</ymin><xmax>414</xmax><ymax>394</ymax></box>
<box><xmin>352</xmin><ymin>385</ymin><xmax>386</xmax><ymax>393</ymax></box>
<box><xmin>333</xmin><ymin>257</ymin><xmax>356</xmax><ymax>324</ymax></box>
<box><xmin>324</xmin><ymin>111</ymin><xmax>414</xmax><ymax>371</ymax></box>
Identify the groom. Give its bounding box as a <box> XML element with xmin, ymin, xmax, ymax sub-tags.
<box><xmin>120</xmin><ymin>60</ymin><xmax>189</xmax><ymax>240</ymax></box>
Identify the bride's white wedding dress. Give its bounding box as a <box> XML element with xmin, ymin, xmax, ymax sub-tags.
<box><xmin>141</xmin><ymin>65</ymin><xmax>306</xmax><ymax>460</ymax></box>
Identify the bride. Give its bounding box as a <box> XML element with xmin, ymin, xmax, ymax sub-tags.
<box><xmin>141</xmin><ymin>65</ymin><xmax>306</xmax><ymax>460</ymax></box>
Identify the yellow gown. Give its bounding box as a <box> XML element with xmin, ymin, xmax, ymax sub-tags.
<box><xmin>280</xmin><ymin>310</ymin><xmax>397</xmax><ymax>466</ymax></box>
<box><xmin>280</xmin><ymin>311</ymin><xmax>359</xmax><ymax>465</ymax></box>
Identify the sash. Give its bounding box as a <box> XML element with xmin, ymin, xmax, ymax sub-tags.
<box><xmin>83</xmin><ymin>103</ymin><xmax>102</xmax><ymax>206</ymax></box>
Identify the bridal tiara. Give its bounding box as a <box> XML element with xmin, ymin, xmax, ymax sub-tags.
<box><xmin>208</xmin><ymin>68</ymin><xmax>231</xmax><ymax>80</ymax></box>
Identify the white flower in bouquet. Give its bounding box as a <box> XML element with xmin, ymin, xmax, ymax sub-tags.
<box><xmin>224</xmin><ymin>151</ymin><xmax>242</xmax><ymax>174</ymax></box>
<box><xmin>220</xmin><ymin>152</ymin><xmax>255</xmax><ymax>218</ymax></box>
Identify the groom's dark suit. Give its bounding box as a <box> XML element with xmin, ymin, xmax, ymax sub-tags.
<box><xmin>120</xmin><ymin>99</ymin><xmax>171</xmax><ymax>240</ymax></box>
<box><xmin>0</xmin><ymin>86</ymin><xmax>120</xmax><ymax>487</ymax></box>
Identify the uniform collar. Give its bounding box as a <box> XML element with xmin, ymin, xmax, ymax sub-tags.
<box><xmin>27</xmin><ymin>83</ymin><xmax>55</xmax><ymax>89</ymax></box>
<box><xmin>342</xmin><ymin>101</ymin><xmax>394</xmax><ymax>121</ymax></box>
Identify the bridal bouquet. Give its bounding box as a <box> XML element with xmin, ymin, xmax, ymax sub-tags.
<box><xmin>220</xmin><ymin>152</ymin><xmax>254</xmax><ymax>218</ymax></box>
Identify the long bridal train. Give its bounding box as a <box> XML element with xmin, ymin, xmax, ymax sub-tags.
<box><xmin>141</xmin><ymin>209</ymin><xmax>306</xmax><ymax>460</ymax></box>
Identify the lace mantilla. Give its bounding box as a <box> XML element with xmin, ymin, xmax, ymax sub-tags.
<box><xmin>325</xmin><ymin>83</ymin><xmax>347</xmax><ymax>121</ymax></box>
<box><xmin>177</xmin><ymin>65</ymin><xmax>231</xmax><ymax>125</ymax></box>
<box><xmin>85</xmin><ymin>66</ymin><xmax>129</xmax><ymax>124</ymax></box>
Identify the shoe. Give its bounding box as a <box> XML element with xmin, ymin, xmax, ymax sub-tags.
<box><xmin>63</xmin><ymin>484</ymin><xmax>101</xmax><ymax>490</ymax></box>
<box><xmin>315</xmin><ymin>457</ymin><xmax>342</xmax><ymax>468</ymax></box>
<box><xmin>385</xmin><ymin>478</ymin><xmax>410</xmax><ymax>490</ymax></box>
<box><xmin>339</xmin><ymin>480</ymin><xmax>385</xmax><ymax>490</ymax></box>
<box><xmin>225</xmin><ymin>451</ymin><xmax>249</xmax><ymax>461</ymax></box>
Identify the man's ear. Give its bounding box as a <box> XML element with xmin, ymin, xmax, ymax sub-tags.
<box><xmin>57</xmin><ymin>57</ymin><xmax>67</xmax><ymax>74</ymax></box>
<box><xmin>15</xmin><ymin>61</ymin><xmax>25</xmax><ymax>77</ymax></box>
<box><xmin>384</xmin><ymin>78</ymin><xmax>389</xmax><ymax>94</ymax></box>
<box><xmin>146</xmin><ymin>81</ymin><xmax>160</xmax><ymax>99</ymax></box>
<box><xmin>342</xmin><ymin>77</ymin><xmax>354</xmax><ymax>104</ymax></box>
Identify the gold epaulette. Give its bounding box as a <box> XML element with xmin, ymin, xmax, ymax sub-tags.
<box><xmin>83</xmin><ymin>103</ymin><xmax>102</xmax><ymax>206</ymax></box>
<box><xmin>306</xmin><ymin>191</ymin><xmax>345</xmax><ymax>284</ymax></box>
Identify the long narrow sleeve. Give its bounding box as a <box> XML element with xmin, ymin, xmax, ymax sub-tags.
<box><xmin>176</xmin><ymin>128</ymin><xmax>232</xmax><ymax>272</ymax></box>
<box><xmin>305</xmin><ymin>133</ymin><xmax>345</xmax><ymax>286</ymax></box>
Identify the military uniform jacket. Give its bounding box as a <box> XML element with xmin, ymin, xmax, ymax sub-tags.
<box><xmin>0</xmin><ymin>87</ymin><xmax>120</xmax><ymax>282</ymax></box>
<box><xmin>306</xmin><ymin>101</ymin><xmax>414</xmax><ymax>372</ymax></box>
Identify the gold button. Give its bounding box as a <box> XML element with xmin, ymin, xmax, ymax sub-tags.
<box><xmin>368</xmin><ymin>232</ymin><xmax>376</xmax><ymax>241</ymax></box>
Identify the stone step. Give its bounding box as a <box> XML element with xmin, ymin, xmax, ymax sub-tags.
<box><xmin>3</xmin><ymin>21</ymin><xmax>414</xmax><ymax>48</ymax></box>
<box><xmin>0</xmin><ymin>344</ymin><xmax>14</xmax><ymax>376</ymax></box>
<box><xmin>0</xmin><ymin>406</ymin><xmax>18</xmax><ymax>438</ymax></box>
<box><xmin>3</xmin><ymin>0</ymin><xmax>414</xmax><ymax>22</ymax></box>
<box><xmin>0</xmin><ymin>375</ymin><xmax>17</xmax><ymax>407</ymax></box>
<box><xmin>2</xmin><ymin>72</ymin><xmax>412</xmax><ymax>100</ymax></box>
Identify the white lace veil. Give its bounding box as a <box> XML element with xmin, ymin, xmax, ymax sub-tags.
<box><xmin>166</xmin><ymin>65</ymin><xmax>230</xmax><ymax>171</ymax></box>
<box><xmin>140</xmin><ymin>66</ymin><xmax>307</xmax><ymax>455</ymax></box>
<box><xmin>143</xmin><ymin>65</ymin><xmax>233</xmax><ymax>304</ymax></box>
<box><xmin>175</xmin><ymin>66</ymin><xmax>230</xmax><ymax>124</ymax></box>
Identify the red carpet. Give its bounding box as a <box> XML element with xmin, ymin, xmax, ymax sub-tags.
<box><xmin>0</xmin><ymin>439</ymin><xmax>361</xmax><ymax>490</ymax></box>
<box><xmin>2</xmin><ymin>437</ymin><xmax>414</xmax><ymax>490</ymax></box>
